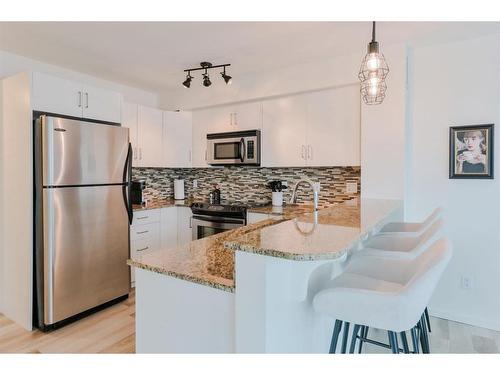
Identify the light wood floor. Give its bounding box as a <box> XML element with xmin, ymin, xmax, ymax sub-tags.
<box><xmin>0</xmin><ymin>292</ymin><xmax>135</xmax><ymax>354</ymax></box>
<box><xmin>363</xmin><ymin>316</ymin><xmax>500</xmax><ymax>354</ymax></box>
<box><xmin>1</xmin><ymin>294</ymin><xmax>499</xmax><ymax>353</ymax></box>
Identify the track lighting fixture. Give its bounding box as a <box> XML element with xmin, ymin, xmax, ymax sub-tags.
<box><xmin>182</xmin><ymin>62</ymin><xmax>232</xmax><ymax>88</ymax></box>
<box><xmin>358</xmin><ymin>22</ymin><xmax>389</xmax><ymax>105</ymax></box>
<box><xmin>182</xmin><ymin>72</ymin><xmax>192</xmax><ymax>88</ymax></box>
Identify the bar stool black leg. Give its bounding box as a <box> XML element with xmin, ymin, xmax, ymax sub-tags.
<box><xmin>411</xmin><ymin>327</ymin><xmax>420</xmax><ymax>354</ymax></box>
<box><xmin>424</xmin><ymin>307</ymin><xmax>432</xmax><ymax>333</ymax></box>
<box><xmin>358</xmin><ymin>326</ymin><xmax>367</xmax><ymax>354</ymax></box>
<box><xmin>400</xmin><ymin>331</ymin><xmax>410</xmax><ymax>353</ymax></box>
<box><xmin>388</xmin><ymin>331</ymin><xmax>399</xmax><ymax>354</ymax></box>
<box><xmin>349</xmin><ymin>324</ymin><xmax>361</xmax><ymax>353</ymax></box>
<box><xmin>329</xmin><ymin>320</ymin><xmax>343</xmax><ymax>354</ymax></box>
<box><xmin>419</xmin><ymin>315</ymin><xmax>430</xmax><ymax>353</ymax></box>
<box><xmin>341</xmin><ymin>322</ymin><xmax>350</xmax><ymax>354</ymax></box>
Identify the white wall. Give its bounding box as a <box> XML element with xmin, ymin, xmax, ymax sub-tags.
<box><xmin>0</xmin><ymin>50</ymin><xmax>158</xmax><ymax>107</ymax></box>
<box><xmin>161</xmin><ymin>45</ymin><xmax>408</xmax><ymax>200</ymax></box>
<box><xmin>408</xmin><ymin>33</ymin><xmax>500</xmax><ymax>330</ymax></box>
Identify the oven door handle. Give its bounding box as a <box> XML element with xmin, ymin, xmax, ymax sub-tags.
<box><xmin>239</xmin><ymin>138</ymin><xmax>245</xmax><ymax>163</ymax></box>
<box><xmin>192</xmin><ymin>215</ymin><xmax>245</xmax><ymax>225</ymax></box>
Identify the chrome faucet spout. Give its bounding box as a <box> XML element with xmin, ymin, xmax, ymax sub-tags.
<box><xmin>289</xmin><ymin>178</ymin><xmax>321</xmax><ymax>211</ymax></box>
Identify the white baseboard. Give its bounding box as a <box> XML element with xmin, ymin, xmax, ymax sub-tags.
<box><xmin>429</xmin><ymin>307</ymin><xmax>500</xmax><ymax>332</ymax></box>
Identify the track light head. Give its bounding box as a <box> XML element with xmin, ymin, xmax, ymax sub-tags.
<box><xmin>221</xmin><ymin>67</ymin><xmax>232</xmax><ymax>84</ymax></box>
<box><xmin>182</xmin><ymin>72</ymin><xmax>192</xmax><ymax>88</ymax></box>
<box><xmin>203</xmin><ymin>73</ymin><xmax>212</xmax><ymax>87</ymax></box>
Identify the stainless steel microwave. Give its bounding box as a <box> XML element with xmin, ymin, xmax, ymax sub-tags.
<box><xmin>207</xmin><ymin>130</ymin><xmax>261</xmax><ymax>165</ymax></box>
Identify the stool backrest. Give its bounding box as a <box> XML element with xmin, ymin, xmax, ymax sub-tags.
<box><xmin>421</xmin><ymin>207</ymin><xmax>443</xmax><ymax>232</ymax></box>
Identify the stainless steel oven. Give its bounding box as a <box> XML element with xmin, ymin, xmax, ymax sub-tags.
<box><xmin>191</xmin><ymin>202</ymin><xmax>247</xmax><ymax>240</ymax></box>
<box><xmin>191</xmin><ymin>214</ymin><xmax>246</xmax><ymax>240</ymax></box>
<box><xmin>207</xmin><ymin>129</ymin><xmax>261</xmax><ymax>165</ymax></box>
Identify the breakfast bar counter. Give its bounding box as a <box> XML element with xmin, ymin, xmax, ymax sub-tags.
<box><xmin>129</xmin><ymin>198</ymin><xmax>403</xmax><ymax>353</ymax></box>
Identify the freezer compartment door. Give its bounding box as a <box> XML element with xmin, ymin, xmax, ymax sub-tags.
<box><xmin>42</xmin><ymin>116</ymin><xmax>129</xmax><ymax>186</ymax></box>
<box><xmin>43</xmin><ymin>185</ymin><xmax>130</xmax><ymax>325</ymax></box>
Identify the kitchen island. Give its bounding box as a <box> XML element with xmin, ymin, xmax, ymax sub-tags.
<box><xmin>128</xmin><ymin>198</ymin><xmax>403</xmax><ymax>353</ymax></box>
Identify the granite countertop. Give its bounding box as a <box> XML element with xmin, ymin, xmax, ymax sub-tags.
<box><xmin>225</xmin><ymin>199</ymin><xmax>403</xmax><ymax>261</ymax></box>
<box><xmin>128</xmin><ymin>198</ymin><xmax>402</xmax><ymax>291</ymax></box>
<box><xmin>127</xmin><ymin>216</ymin><xmax>285</xmax><ymax>292</ymax></box>
<box><xmin>246</xmin><ymin>202</ymin><xmax>333</xmax><ymax>217</ymax></box>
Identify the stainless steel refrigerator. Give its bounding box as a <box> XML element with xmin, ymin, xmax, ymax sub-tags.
<box><xmin>34</xmin><ymin>114</ymin><xmax>133</xmax><ymax>330</ymax></box>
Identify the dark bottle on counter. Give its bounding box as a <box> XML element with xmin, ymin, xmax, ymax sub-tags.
<box><xmin>210</xmin><ymin>185</ymin><xmax>221</xmax><ymax>204</ymax></box>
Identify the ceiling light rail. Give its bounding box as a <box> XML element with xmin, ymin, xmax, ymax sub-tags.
<box><xmin>182</xmin><ymin>61</ymin><xmax>232</xmax><ymax>88</ymax></box>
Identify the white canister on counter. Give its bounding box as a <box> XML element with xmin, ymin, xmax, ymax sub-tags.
<box><xmin>174</xmin><ymin>179</ymin><xmax>185</xmax><ymax>200</ymax></box>
<box><xmin>272</xmin><ymin>191</ymin><xmax>283</xmax><ymax>207</ymax></box>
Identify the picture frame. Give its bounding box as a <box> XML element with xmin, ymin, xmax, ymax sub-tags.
<box><xmin>449</xmin><ymin>124</ymin><xmax>494</xmax><ymax>179</ymax></box>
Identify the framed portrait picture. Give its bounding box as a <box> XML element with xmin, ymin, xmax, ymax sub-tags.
<box><xmin>449</xmin><ymin>124</ymin><xmax>494</xmax><ymax>179</ymax></box>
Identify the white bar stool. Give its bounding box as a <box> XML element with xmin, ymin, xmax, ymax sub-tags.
<box><xmin>377</xmin><ymin>207</ymin><xmax>442</xmax><ymax>237</ymax></box>
<box><xmin>313</xmin><ymin>238</ymin><xmax>452</xmax><ymax>354</ymax></box>
<box><xmin>356</xmin><ymin>216</ymin><xmax>444</xmax><ymax>333</ymax></box>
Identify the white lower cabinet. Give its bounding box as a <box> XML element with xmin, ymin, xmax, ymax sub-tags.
<box><xmin>130</xmin><ymin>206</ymin><xmax>193</xmax><ymax>287</ymax></box>
<box><xmin>177</xmin><ymin>207</ymin><xmax>193</xmax><ymax>246</ymax></box>
<box><xmin>160</xmin><ymin>207</ymin><xmax>178</xmax><ymax>249</ymax></box>
<box><xmin>130</xmin><ymin>209</ymin><xmax>162</xmax><ymax>286</ymax></box>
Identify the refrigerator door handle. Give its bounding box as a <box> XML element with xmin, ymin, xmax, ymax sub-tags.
<box><xmin>122</xmin><ymin>143</ymin><xmax>133</xmax><ymax>225</ymax></box>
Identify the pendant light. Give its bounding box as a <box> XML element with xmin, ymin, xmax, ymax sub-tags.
<box><xmin>358</xmin><ymin>21</ymin><xmax>389</xmax><ymax>105</ymax></box>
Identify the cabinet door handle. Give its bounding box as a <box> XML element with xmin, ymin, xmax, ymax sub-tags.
<box><xmin>230</xmin><ymin>113</ymin><xmax>233</xmax><ymax>126</ymax></box>
<box><xmin>136</xmin><ymin>230</ymin><xmax>149</xmax><ymax>234</ymax></box>
<box><xmin>234</xmin><ymin>113</ymin><xmax>237</xmax><ymax>126</ymax></box>
<box><xmin>137</xmin><ymin>246</ymin><xmax>149</xmax><ymax>252</ymax></box>
<box><xmin>134</xmin><ymin>147</ymin><xmax>138</xmax><ymax>160</ymax></box>
<box><xmin>139</xmin><ymin>147</ymin><xmax>142</xmax><ymax>160</ymax></box>
<box><xmin>205</xmin><ymin>149</ymin><xmax>207</xmax><ymax>161</ymax></box>
<box><xmin>78</xmin><ymin>91</ymin><xmax>82</xmax><ymax>108</ymax></box>
<box><xmin>85</xmin><ymin>92</ymin><xmax>89</xmax><ymax>108</ymax></box>
<box><xmin>308</xmin><ymin>145</ymin><xmax>312</xmax><ymax>160</ymax></box>
<box><xmin>189</xmin><ymin>216</ymin><xmax>192</xmax><ymax>229</ymax></box>
<box><xmin>301</xmin><ymin>145</ymin><xmax>306</xmax><ymax>159</ymax></box>
<box><xmin>136</xmin><ymin>216</ymin><xmax>148</xmax><ymax>220</ymax></box>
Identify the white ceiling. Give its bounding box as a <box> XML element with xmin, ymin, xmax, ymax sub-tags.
<box><xmin>1</xmin><ymin>22</ymin><xmax>499</xmax><ymax>93</ymax></box>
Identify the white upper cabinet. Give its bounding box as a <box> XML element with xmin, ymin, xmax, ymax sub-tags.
<box><xmin>305</xmin><ymin>85</ymin><xmax>361</xmax><ymax>166</ymax></box>
<box><xmin>191</xmin><ymin>109</ymin><xmax>217</xmax><ymax>168</ymax></box>
<box><xmin>261</xmin><ymin>86</ymin><xmax>361</xmax><ymax>167</ymax></box>
<box><xmin>262</xmin><ymin>95</ymin><xmax>308</xmax><ymax>167</ymax></box>
<box><xmin>32</xmin><ymin>72</ymin><xmax>122</xmax><ymax>123</ymax></box>
<box><xmin>163</xmin><ymin>111</ymin><xmax>192</xmax><ymax>168</ymax></box>
<box><xmin>230</xmin><ymin>102</ymin><xmax>262</xmax><ymax>131</ymax></box>
<box><xmin>82</xmin><ymin>84</ymin><xmax>122</xmax><ymax>123</ymax></box>
<box><xmin>32</xmin><ymin>72</ymin><xmax>84</xmax><ymax>118</ymax></box>
<box><xmin>137</xmin><ymin>105</ymin><xmax>164</xmax><ymax>167</ymax></box>
<box><xmin>122</xmin><ymin>102</ymin><xmax>139</xmax><ymax>166</ymax></box>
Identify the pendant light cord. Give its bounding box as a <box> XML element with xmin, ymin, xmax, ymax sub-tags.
<box><xmin>372</xmin><ymin>21</ymin><xmax>376</xmax><ymax>43</ymax></box>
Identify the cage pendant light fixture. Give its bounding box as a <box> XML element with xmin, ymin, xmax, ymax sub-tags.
<box><xmin>358</xmin><ymin>21</ymin><xmax>389</xmax><ymax>105</ymax></box>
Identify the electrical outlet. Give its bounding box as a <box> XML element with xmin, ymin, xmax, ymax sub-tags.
<box><xmin>193</xmin><ymin>179</ymin><xmax>198</xmax><ymax>189</ymax></box>
<box><xmin>461</xmin><ymin>276</ymin><xmax>473</xmax><ymax>290</ymax></box>
<box><xmin>346</xmin><ymin>181</ymin><xmax>357</xmax><ymax>194</ymax></box>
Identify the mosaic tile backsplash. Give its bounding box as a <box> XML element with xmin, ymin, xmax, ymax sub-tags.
<box><xmin>132</xmin><ymin>166</ymin><xmax>360</xmax><ymax>206</ymax></box>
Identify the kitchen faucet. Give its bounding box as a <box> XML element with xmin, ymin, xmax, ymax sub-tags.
<box><xmin>289</xmin><ymin>178</ymin><xmax>320</xmax><ymax>211</ymax></box>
